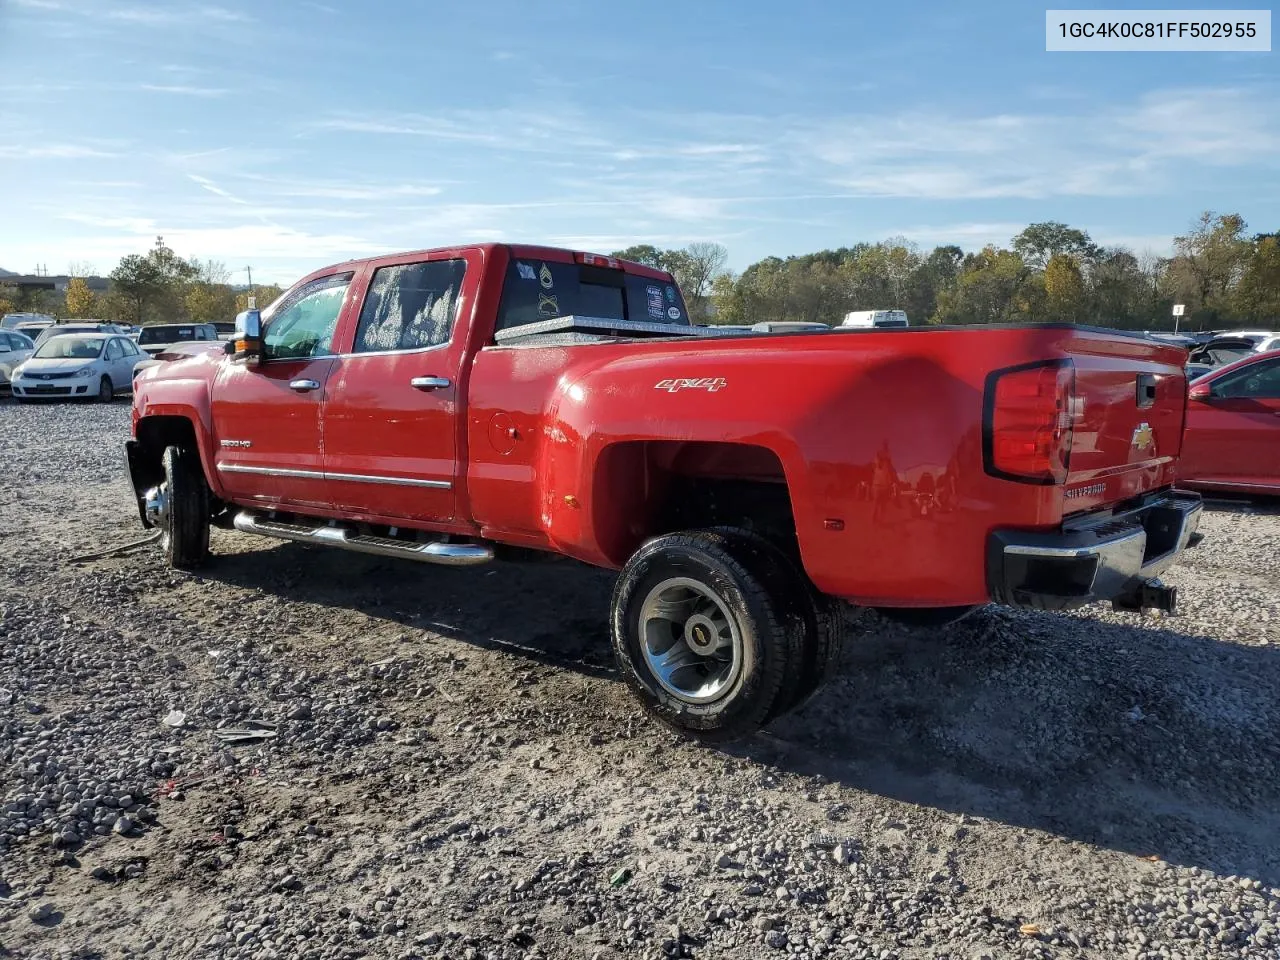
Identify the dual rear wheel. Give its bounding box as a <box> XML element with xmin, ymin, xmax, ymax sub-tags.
<box><xmin>610</xmin><ymin>528</ymin><xmax>844</xmax><ymax>742</ymax></box>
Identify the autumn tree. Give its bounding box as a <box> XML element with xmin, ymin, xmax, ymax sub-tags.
<box><xmin>1043</xmin><ymin>254</ymin><xmax>1086</xmax><ymax>322</ymax></box>
<box><xmin>64</xmin><ymin>277</ymin><xmax>98</xmax><ymax>318</ymax></box>
<box><xmin>235</xmin><ymin>285</ymin><xmax>283</xmax><ymax>313</ymax></box>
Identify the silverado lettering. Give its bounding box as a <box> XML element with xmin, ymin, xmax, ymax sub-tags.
<box><xmin>125</xmin><ymin>242</ymin><xmax>1203</xmax><ymax>741</ymax></box>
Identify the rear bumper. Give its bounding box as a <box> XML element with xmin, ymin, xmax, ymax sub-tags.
<box><xmin>988</xmin><ymin>490</ymin><xmax>1202</xmax><ymax>612</ymax></box>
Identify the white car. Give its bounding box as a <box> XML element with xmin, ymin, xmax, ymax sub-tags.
<box><xmin>0</xmin><ymin>330</ymin><xmax>36</xmax><ymax>394</ymax></box>
<box><xmin>11</xmin><ymin>333</ymin><xmax>147</xmax><ymax>402</ymax></box>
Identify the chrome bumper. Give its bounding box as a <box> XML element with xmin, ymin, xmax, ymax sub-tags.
<box><xmin>988</xmin><ymin>491</ymin><xmax>1202</xmax><ymax>612</ymax></box>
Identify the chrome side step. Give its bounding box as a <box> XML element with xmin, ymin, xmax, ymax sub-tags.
<box><xmin>232</xmin><ymin>511</ymin><xmax>493</xmax><ymax>567</ymax></box>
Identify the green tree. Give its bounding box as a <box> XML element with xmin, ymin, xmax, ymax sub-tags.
<box><xmin>1234</xmin><ymin>236</ymin><xmax>1280</xmax><ymax>321</ymax></box>
<box><xmin>108</xmin><ymin>236</ymin><xmax>198</xmax><ymax>324</ymax></box>
<box><xmin>611</xmin><ymin>244</ymin><xmax>666</xmax><ymax>269</ymax></box>
<box><xmin>933</xmin><ymin>247</ymin><xmax>1034</xmax><ymax>324</ymax></box>
<box><xmin>1163</xmin><ymin>212</ymin><xmax>1250</xmax><ymax>323</ymax></box>
<box><xmin>1012</xmin><ymin>222</ymin><xmax>1101</xmax><ymax>270</ymax></box>
<box><xmin>64</xmin><ymin>277</ymin><xmax>98</xmax><ymax>318</ymax></box>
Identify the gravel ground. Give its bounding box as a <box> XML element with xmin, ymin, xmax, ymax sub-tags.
<box><xmin>1</xmin><ymin>399</ymin><xmax>1277</xmax><ymax>960</ymax></box>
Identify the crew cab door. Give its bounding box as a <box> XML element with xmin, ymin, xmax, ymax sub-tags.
<box><xmin>1182</xmin><ymin>356</ymin><xmax>1280</xmax><ymax>488</ymax></box>
<box><xmin>320</xmin><ymin>252</ymin><xmax>477</xmax><ymax>522</ymax></box>
<box><xmin>210</xmin><ymin>272</ymin><xmax>355</xmax><ymax>509</ymax></box>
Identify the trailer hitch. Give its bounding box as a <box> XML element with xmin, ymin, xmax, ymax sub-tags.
<box><xmin>1111</xmin><ymin>578</ymin><xmax>1177</xmax><ymax>615</ymax></box>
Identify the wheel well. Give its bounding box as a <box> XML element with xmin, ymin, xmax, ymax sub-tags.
<box><xmin>131</xmin><ymin>416</ymin><xmax>200</xmax><ymax>494</ymax></box>
<box><xmin>592</xmin><ymin>441</ymin><xmax>797</xmax><ymax>565</ymax></box>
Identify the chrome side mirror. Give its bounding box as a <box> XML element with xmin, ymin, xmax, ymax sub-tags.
<box><xmin>233</xmin><ymin>309</ymin><xmax>262</xmax><ymax>365</ymax></box>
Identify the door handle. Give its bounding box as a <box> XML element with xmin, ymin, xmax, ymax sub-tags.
<box><xmin>289</xmin><ymin>379</ymin><xmax>321</xmax><ymax>392</ymax></box>
<box><xmin>410</xmin><ymin>376</ymin><xmax>451</xmax><ymax>391</ymax></box>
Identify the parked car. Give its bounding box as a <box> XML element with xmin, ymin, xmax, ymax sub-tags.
<box><xmin>1188</xmin><ymin>331</ymin><xmax>1280</xmax><ymax>369</ymax></box>
<box><xmin>841</xmin><ymin>309</ymin><xmax>909</xmax><ymax>328</ymax></box>
<box><xmin>1</xmin><ymin>311</ymin><xmax>55</xmax><ymax>331</ymax></box>
<box><xmin>1179</xmin><ymin>349</ymin><xmax>1280</xmax><ymax>496</ymax></box>
<box><xmin>125</xmin><ymin>242</ymin><xmax>1202</xmax><ymax>741</ymax></box>
<box><xmin>11</xmin><ymin>333</ymin><xmax>146</xmax><ymax>402</ymax></box>
<box><xmin>15</xmin><ymin>320</ymin><xmax>55</xmax><ymax>339</ymax></box>
<box><xmin>0</xmin><ymin>330</ymin><xmax>36</xmax><ymax>394</ymax></box>
<box><xmin>33</xmin><ymin>321</ymin><xmax>128</xmax><ymax>347</ymax></box>
<box><xmin>212</xmin><ymin>321</ymin><xmax>237</xmax><ymax>340</ymax></box>
<box><xmin>136</xmin><ymin>323</ymin><xmax>219</xmax><ymax>356</ymax></box>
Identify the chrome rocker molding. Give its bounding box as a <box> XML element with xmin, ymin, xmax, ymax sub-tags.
<box><xmin>218</xmin><ymin>462</ymin><xmax>450</xmax><ymax>489</ymax></box>
<box><xmin>232</xmin><ymin>511</ymin><xmax>493</xmax><ymax>566</ymax></box>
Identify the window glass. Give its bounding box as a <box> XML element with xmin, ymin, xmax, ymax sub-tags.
<box><xmin>125</xmin><ymin>339</ymin><xmax>140</xmax><ymax>355</ymax></box>
<box><xmin>1214</xmin><ymin>358</ymin><xmax>1280</xmax><ymax>399</ymax></box>
<box><xmin>14</xmin><ymin>333</ymin><xmax>33</xmax><ymax>349</ymax></box>
<box><xmin>262</xmin><ymin>274</ymin><xmax>351</xmax><ymax>361</ymax></box>
<box><xmin>106</xmin><ymin>339</ymin><xmax>123</xmax><ymax>359</ymax></box>
<box><xmin>0</xmin><ymin>334</ymin><xmax>13</xmax><ymax>350</ymax></box>
<box><xmin>495</xmin><ymin>258</ymin><xmax>690</xmax><ymax>333</ymax></box>
<box><xmin>353</xmin><ymin>259</ymin><xmax>467</xmax><ymax>353</ymax></box>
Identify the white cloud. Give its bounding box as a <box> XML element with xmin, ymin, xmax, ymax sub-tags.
<box><xmin>140</xmin><ymin>84</ymin><xmax>230</xmax><ymax>97</ymax></box>
<box><xmin>106</xmin><ymin>4</ymin><xmax>251</xmax><ymax>25</ymax></box>
<box><xmin>188</xmin><ymin>174</ymin><xmax>247</xmax><ymax>204</ymax></box>
<box><xmin>0</xmin><ymin>144</ymin><xmax>116</xmax><ymax>159</ymax></box>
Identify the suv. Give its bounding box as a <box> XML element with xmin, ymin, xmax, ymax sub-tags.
<box><xmin>137</xmin><ymin>323</ymin><xmax>219</xmax><ymax>356</ymax></box>
<box><xmin>33</xmin><ymin>321</ymin><xmax>128</xmax><ymax>347</ymax></box>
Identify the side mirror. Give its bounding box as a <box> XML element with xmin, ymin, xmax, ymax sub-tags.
<box><xmin>1188</xmin><ymin>381</ymin><xmax>1213</xmax><ymax>401</ymax></box>
<box><xmin>233</xmin><ymin>309</ymin><xmax>262</xmax><ymax>365</ymax></box>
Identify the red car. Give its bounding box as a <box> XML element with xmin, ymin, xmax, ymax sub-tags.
<box><xmin>124</xmin><ymin>243</ymin><xmax>1203</xmax><ymax>740</ymax></box>
<box><xmin>1181</xmin><ymin>349</ymin><xmax>1280</xmax><ymax>495</ymax></box>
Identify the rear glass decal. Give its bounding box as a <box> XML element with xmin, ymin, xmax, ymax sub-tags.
<box><xmin>538</xmin><ymin>293</ymin><xmax>560</xmax><ymax>317</ymax></box>
<box><xmin>665</xmin><ymin>285</ymin><xmax>677</xmax><ymax>303</ymax></box>
<box><xmin>539</xmin><ymin>264</ymin><xmax>554</xmax><ymax>289</ymax></box>
<box><xmin>646</xmin><ymin>285</ymin><xmax>665</xmax><ymax>320</ymax></box>
<box><xmin>517</xmin><ymin>262</ymin><xmax>536</xmax><ymax>282</ymax></box>
<box><xmin>667</xmin><ymin>306</ymin><xmax>681</xmax><ymax>320</ymax></box>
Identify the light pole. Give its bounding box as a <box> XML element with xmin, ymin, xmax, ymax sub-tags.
<box><xmin>246</xmin><ymin>266</ymin><xmax>256</xmax><ymax>309</ymax></box>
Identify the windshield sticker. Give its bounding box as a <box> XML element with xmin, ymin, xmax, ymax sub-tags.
<box><xmin>539</xmin><ymin>264</ymin><xmax>554</xmax><ymax>289</ymax></box>
<box><xmin>667</xmin><ymin>306</ymin><xmax>682</xmax><ymax>320</ymax></box>
<box><xmin>646</xmin><ymin>285</ymin><xmax>665</xmax><ymax>320</ymax></box>
<box><xmin>538</xmin><ymin>293</ymin><xmax>559</xmax><ymax>317</ymax></box>
<box><xmin>517</xmin><ymin>262</ymin><xmax>536</xmax><ymax>282</ymax></box>
<box><xmin>665</xmin><ymin>285</ymin><xmax>677</xmax><ymax>303</ymax></box>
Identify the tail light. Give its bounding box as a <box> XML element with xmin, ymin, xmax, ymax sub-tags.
<box><xmin>574</xmin><ymin>252</ymin><xmax>621</xmax><ymax>269</ymax></box>
<box><xmin>983</xmin><ymin>360</ymin><xmax>1076</xmax><ymax>485</ymax></box>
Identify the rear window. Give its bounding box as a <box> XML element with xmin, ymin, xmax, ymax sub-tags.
<box><xmin>139</xmin><ymin>326</ymin><xmax>198</xmax><ymax>345</ymax></box>
<box><xmin>495</xmin><ymin>257</ymin><xmax>689</xmax><ymax>334</ymax></box>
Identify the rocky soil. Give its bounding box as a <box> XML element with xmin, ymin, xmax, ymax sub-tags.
<box><xmin>1</xmin><ymin>400</ymin><xmax>1277</xmax><ymax>960</ymax></box>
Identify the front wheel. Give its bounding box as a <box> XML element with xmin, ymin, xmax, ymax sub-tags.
<box><xmin>148</xmin><ymin>446</ymin><xmax>210</xmax><ymax>569</ymax></box>
<box><xmin>610</xmin><ymin>530</ymin><xmax>804</xmax><ymax>742</ymax></box>
<box><xmin>97</xmin><ymin>376</ymin><xmax>113</xmax><ymax>402</ymax></box>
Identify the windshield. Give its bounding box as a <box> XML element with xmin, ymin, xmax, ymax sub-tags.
<box><xmin>33</xmin><ymin>337</ymin><xmax>103</xmax><ymax>359</ymax></box>
<box><xmin>139</xmin><ymin>326</ymin><xmax>199</xmax><ymax>344</ymax></box>
<box><xmin>495</xmin><ymin>257</ymin><xmax>690</xmax><ymax>334</ymax></box>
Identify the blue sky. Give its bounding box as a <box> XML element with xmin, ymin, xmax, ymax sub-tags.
<box><xmin>0</xmin><ymin>0</ymin><xmax>1276</xmax><ymax>283</ymax></box>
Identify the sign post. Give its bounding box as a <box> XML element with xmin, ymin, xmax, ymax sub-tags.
<box><xmin>1172</xmin><ymin>303</ymin><xmax>1185</xmax><ymax>334</ymax></box>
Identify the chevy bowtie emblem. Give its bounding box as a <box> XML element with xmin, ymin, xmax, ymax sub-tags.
<box><xmin>1131</xmin><ymin>422</ymin><xmax>1154</xmax><ymax>451</ymax></box>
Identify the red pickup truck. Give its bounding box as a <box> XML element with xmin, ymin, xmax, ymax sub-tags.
<box><xmin>125</xmin><ymin>243</ymin><xmax>1202</xmax><ymax>740</ymax></box>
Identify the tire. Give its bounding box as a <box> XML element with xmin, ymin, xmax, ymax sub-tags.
<box><xmin>875</xmin><ymin>606</ymin><xmax>978</xmax><ymax>629</ymax></box>
<box><xmin>98</xmin><ymin>376</ymin><xmax>113</xmax><ymax>402</ymax></box>
<box><xmin>158</xmin><ymin>445</ymin><xmax>210</xmax><ymax>569</ymax></box>
<box><xmin>610</xmin><ymin>530</ymin><xmax>805</xmax><ymax>742</ymax></box>
<box><xmin>708</xmin><ymin>527</ymin><xmax>845</xmax><ymax>719</ymax></box>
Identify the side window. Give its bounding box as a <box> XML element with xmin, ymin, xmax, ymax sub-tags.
<box><xmin>262</xmin><ymin>274</ymin><xmax>351</xmax><ymax>361</ymax></box>
<box><xmin>126</xmin><ymin>339</ymin><xmax>140</xmax><ymax>356</ymax></box>
<box><xmin>353</xmin><ymin>259</ymin><xmax>467</xmax><ymax>353</ymax></box>
<box><xmin>106</xmin><ymin>339</ymin><xmax>123</xmax><ymax>360</ymax></box>
<box><xmin>0</xmin><ymin>334</ymin><xmax>12</xmax><ymax>351</ymax></box>
<box><xmin>1214</xmin><ymin>358</ymin><xmax>1280</xmax><ymax>399</ymax></box>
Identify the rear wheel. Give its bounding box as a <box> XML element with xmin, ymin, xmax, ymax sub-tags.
<box><xmin>97</xmin><ymin>376</ymin><xmax>113</xmax><ymax>402</ymax></box>
<box><xmin>147</xmin><ymin>445</ymin><xmax>210</xmax><ymax>569</ymax></box>
<box><xmin>610</xmin><ymin>530</ymin><xmax>804</xmax><ymax>742</ymax></box>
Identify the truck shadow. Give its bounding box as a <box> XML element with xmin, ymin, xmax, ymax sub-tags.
<box><xmin>199</xmin><ymin>540</ymin><xmax>1280</xmax><ymax>886</ymax></box>
<box><xmin>755</xmin><ymin>604</ymin><xmax>1280</xmax><ymax>887</ymax></box>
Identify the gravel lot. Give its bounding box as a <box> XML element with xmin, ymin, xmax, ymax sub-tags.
<box><xmin>1</xmin><ymin>400</ymin><xmax>1278</xmax><ymax>960</ymax></box>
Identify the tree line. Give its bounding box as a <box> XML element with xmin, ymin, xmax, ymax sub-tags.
<box><xmin>616</xmin><ymin>212</ymin><xmax>1280</xmax><ymax>331</ymax></box>
<box><xmin>0</xmin><ymin>237</ymin><xmax>283</xmax><ymax>326</ymax></box>
<box><xmin>4</xmin><ymin>212</ymin><xmax>1276</xmax><ymax>332</ymax></box>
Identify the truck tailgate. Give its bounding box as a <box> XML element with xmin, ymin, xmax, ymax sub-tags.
<box><xmin>1061</xmin><ymin>331</ymin><xmax>1187</xmax><ymax>511</ymax></box>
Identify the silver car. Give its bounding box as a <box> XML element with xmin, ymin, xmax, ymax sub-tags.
<box><xmin>0</xmin><ymin>330</ymin><xmax>36</xmax><ymax>394</ymax></box>
<box><xmin>11</xmin><ymin>333</ymin><xmax>146</xmax><ymax>402</ymax></box>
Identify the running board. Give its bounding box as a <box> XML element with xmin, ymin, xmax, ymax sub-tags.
<box><xmin>232</xmin><ymin>511</ymin><xmax>494</xmax><ymax>567</ymax></box>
